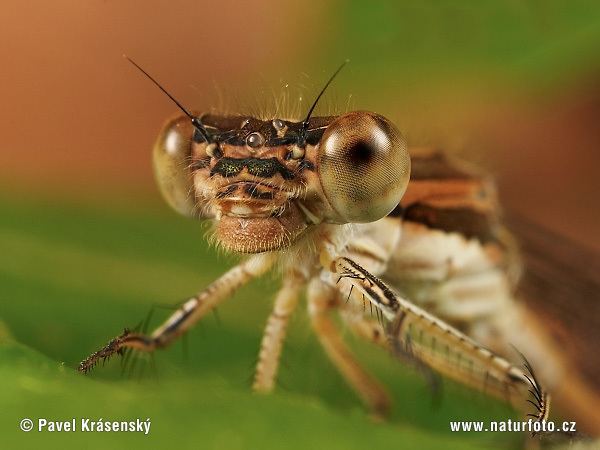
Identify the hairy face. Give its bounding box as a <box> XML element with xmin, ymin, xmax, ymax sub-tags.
<box><xmin>189</xmin><ymin>115</ymin><xmax>326</xmax><ymax>253</ymax></box>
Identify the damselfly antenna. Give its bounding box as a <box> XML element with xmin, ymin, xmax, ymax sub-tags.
<box><xmin>124</xmin><ymin>55</ymin><xmax>211</xmax><ymax>142</ymax></box>
<box><xmin>299</xmin><ymin>59</ymin><xmax>349</xmax><ymax>146</ymax></box>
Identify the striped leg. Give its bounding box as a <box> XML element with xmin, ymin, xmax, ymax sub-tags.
<box><xmin>253</xmin><ymin>273</ymin><xmax>304</xmax><ymax>393</ymax></box>
<box><xmin>339</xmin><ymin>305</ymin><xmax>387</xmax><ymax>349</ymax></box>
<box><xmin>79</xmin><ymin>253</ymin><xmax>276</xmax><ymax>372</ymax></box>
<box><xmin>477</xmin><ymin>305</ymin><xmax>600</xmax><ymax>434</ymax></box>
<box><xmin>325</xmin><ymin>255</ymin><xmax>549</xmax><ymax>418</ymax></box>
<box><xmin>339</xmin><ymin>298</ymin><xmax>441</xmax><ymax>394</ymax></box>
<box><xmin>307</xmin><ymin>278</ymin><xmax>391</xmax><ymax>417</ymax></box>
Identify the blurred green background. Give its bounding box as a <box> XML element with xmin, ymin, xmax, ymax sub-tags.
<box><xmin>1</xmin><ymin>1</ymin><xmax>599</xmax><ymax>448</ymax></box>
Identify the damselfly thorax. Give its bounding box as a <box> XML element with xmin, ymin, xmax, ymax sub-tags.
<box><xmin>79</xmin><ymin>59</ymin><xmax>600</xmax><ymax>436</ymax></box>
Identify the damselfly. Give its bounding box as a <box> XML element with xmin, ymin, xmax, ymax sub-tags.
<box><xmin>79</xmin><ymin>58</ymin><xmax>600</xmax><ymax>435</ymax></box>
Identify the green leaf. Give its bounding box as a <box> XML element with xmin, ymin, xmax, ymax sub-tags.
<box><xmin>0</xmin><ymin>194</ymin><xmax>522</xmax><ymax>449</ymax></box>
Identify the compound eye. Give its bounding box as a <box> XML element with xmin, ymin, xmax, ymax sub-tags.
<box><xmin>317</xmin><ymin>111</ymin><xmax>410</xmax><ymax>223</ymax></box>
<box><xmin>153</xmin><ymin>115</ymin><xmax>197</xmax><ymax>217</ymax></box>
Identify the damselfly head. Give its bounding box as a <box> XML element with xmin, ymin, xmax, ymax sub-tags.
<box><xmin>130</xmin><ymin>57</ymin><xmax>410</xmax><ymax>253</ymax></box>
<box><xmin>153</xmin><ymin>110</ymin><xmax>410</xmax><ymax>253</ymax></box>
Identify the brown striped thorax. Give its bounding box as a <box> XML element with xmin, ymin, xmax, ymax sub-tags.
<box><xmin>154</xmin><ymin>111</ymin><xmax>410</xmax><ymax>253</ymax></box>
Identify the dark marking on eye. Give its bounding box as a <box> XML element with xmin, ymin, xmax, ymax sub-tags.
<box><xmin>349</xmin><ymin>141</ymin><xmax>375</xmax><ymax>164</ymax></box>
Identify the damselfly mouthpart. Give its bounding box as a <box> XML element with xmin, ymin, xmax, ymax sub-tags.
<box><xmin>79</xmin><ymin>58</ymin><xmax>600</xmax><ymax>436</ymax></box>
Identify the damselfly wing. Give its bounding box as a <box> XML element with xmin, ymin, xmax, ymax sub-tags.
<box><xmin>510</xmin><ymin>215</ymin><xmax>600</xmax><ymax>429</ymax></box>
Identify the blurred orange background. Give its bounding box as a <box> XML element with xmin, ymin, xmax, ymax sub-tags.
<box><xmin>1</xmin><ymin>0</ymin><xmax>599</xmax><ymax>247</ymax></box>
